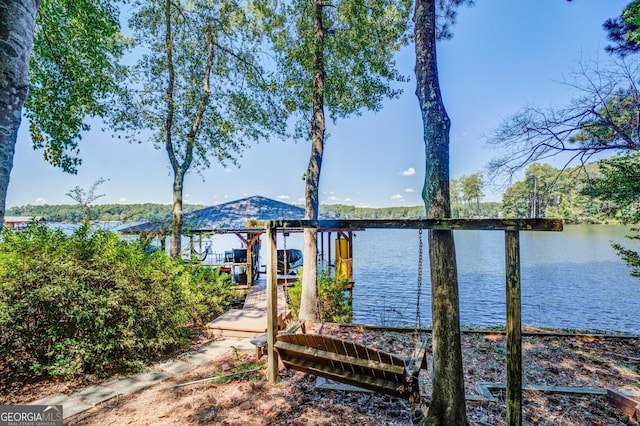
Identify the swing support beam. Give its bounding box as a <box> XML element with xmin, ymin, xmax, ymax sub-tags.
<box><xmin>248</xmin><ymin>218</ymin><xmax>563</xmax><ymax>426</ymax></box>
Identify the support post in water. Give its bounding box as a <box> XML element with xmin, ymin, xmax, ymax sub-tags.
<box><xmin>266</xmin><ymin>223</ymin><xmax>279</xmax><ymax>382</ymax></box>
<box><xmin>505</xmin><ymin>230</ymin><xmax>522</xmax><ymax>426</ymax></box>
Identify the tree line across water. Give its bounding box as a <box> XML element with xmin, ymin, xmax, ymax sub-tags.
<box><xmin>6</xmin><ymin>203</ymin><xmax>201</xmax><ymax>223</ymax></box>
<box><xmin>7</xmin><ymin>154</ymin><xmax>639</xmax><ymax>225</ymax></box>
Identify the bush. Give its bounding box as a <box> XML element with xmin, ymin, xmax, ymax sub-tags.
<box><xmin>184</xmin><ymin>262</ymin><xmax>238</xmax><ymax>323</ymax></box>
<box><xmin>0</xmin><ymin>223</ymin><xmax>238</xmax><ymax>378</ymax></box>
<box><xmin>288</xmin><ymin>270</ymin><xmax>352</xmax><ymax>323</ymax></box>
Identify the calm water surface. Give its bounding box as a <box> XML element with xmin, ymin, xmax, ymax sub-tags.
<box><xmin>351</xmin><ymin>225</ymin><xmax>639</xmax><ymax>334</ymax></box>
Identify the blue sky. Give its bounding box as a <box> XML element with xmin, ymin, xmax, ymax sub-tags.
<box><xmin>6</xmin><ymin>0</ymin><xmax>629</xmax><ymax>208</ymax></box>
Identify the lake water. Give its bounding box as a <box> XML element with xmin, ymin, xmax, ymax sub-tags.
<box><xmin>350</xmin><ymin>225</ymin><xmax>639</xmax><ymax>334</ymax></box>
<box><xmin>51</xmin><ymin>222</ymin><xmax>639</xmax><ymax>334</ymax></box>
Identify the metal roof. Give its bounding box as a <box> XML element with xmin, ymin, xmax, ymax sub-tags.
<box><xmin>120</xmin><ymin>195</ymin><xmax>305</xmax><ymax>234</ymax></box>
<box><xmin>4</xmin><ymin>216</ymin><xmax>46</xmax><ymax>223</ymax></box>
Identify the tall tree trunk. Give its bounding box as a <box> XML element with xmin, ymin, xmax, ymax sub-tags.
<box><xmin>299</xmin><ymin>0</ymin><xmax>325</xmax><ymax>326</ymax></box>
<box><xmin>163</xmin><ymin>0</ymin><xmax>181</xmax><ymax>258</ymax></box>
<box><xmin>0</xmin><ymin>0</ymin><xmax>40</xmax><ymax>225</ymax></box>
<box><xmin>414</xmin><ymin>0</ymin><xmax>467</xmax><ymax>424</ymax></box>
<box><xmin>171</xmin><ymin>168</ymin><xmax>185</xmax><ymax>257</ymax></box>
<box><xmin>161</xmin><ymin>2</ymin><xmax>210</xmax><ymax>258</ymax></box>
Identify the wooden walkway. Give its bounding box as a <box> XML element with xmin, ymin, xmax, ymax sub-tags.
<box><xmin>207</xmin><ymin>280</ymin><xmax>290</xmax><ymax>339</ymax></box>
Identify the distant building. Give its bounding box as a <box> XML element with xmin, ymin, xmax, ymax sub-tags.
<box><xmin>4</xmin><ymin>216</ymin><xmax>46</xmax><ymax>231</ymax></box>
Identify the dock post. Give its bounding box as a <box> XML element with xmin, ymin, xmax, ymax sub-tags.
<box><xmin>505</xmin><ymin>230</ymin><xmax>522</xmax><ymax>426</ymax></box>
<box><xmin>246</xmin><ymin>233</ymin><xmax>253</xmax><ymax>286</ymax></box>
<box><xmin>266</xmin><ymin>223</ymin><xmax>279</xmax><ymax>382</ymax></box>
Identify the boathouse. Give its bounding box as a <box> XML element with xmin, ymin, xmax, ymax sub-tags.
<box><xmin>120</xmin><ymin>195</ymin><xmax>356</xmax><ymax>286</ymax></box>
<box><xmin>4</xmin><ymin>216</ymin><xmax>46</xmax><ymax>231</ymax></box>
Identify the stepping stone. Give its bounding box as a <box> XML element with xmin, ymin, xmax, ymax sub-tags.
<box><xmin>228</xmin><ymin>339</ymin><xmax>257</xmax><ymax>354</ymax></box>
<box><xmin>101</xmin><ymin>377</ymin><xmax>150</xmax><ymax>396</ymax></box>
<box><xmin>154</xmin><ymin>359</ymin><xmax>197</xmax><ymax>375</ymax></box>
<box><xmin>129</xmin><ymin>369</ymin><xmax>170</xmax><ymax>386</ymax></box>
<box><xmin>196</xmin><ymin>339</ymin><xmax>254</xmax><ymax>356</ymax></box>
<box><xmin>197</xmin><ymin>340</ymin><xmax>236</xmax><ymax>357</ymax></box>
<box><xmin>180</xmin><ymin>351</ymin><xmax>214</xmax><ymax>366</ymax></box>
<box><xmin>70</xmin><ymin>385</ymin><xmax>118</xmax><ymax>405</ymax></box>
<box><xmin>30</xmin><ymin>393</ymin><xmax>92</xmax><ymax>419</ymax></box>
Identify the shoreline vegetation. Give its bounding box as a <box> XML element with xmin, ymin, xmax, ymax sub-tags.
<box><xmin>5</xmin><ymin>201</ymin><xmax>634</xmax><ymax>224</ymax></box>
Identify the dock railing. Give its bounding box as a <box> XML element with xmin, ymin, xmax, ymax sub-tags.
<box><xmin>246</xmin><ymin>218</ymin><xmax>563</xmax><ymax>426</ymax></box>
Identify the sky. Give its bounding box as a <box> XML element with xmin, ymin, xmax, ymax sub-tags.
<box><xmin>6</xmin><ymin>0</ymin><xmax>631</xmax><ymax>209</ymax></box>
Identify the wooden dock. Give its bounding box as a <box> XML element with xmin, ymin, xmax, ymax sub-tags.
<box><xmin>207</xmin><ymin>280</ymin><xmax>290</xmax><ymax>339</ymax></box>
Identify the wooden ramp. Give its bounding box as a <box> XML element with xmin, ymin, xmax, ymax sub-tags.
<box><xmin>275</xmin><ymin>333</ymin><xmax>428</xmax><ymax>399</ymax></box>
<box><xmin>207</xmin><ymin>281</ymin><xmax>290</xmax><ymax>338</ymax></box>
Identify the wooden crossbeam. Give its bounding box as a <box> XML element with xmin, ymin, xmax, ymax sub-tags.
<box><xmin>246</xmin><ymin>218</ymin><xmax>563</xmax><ymax>232</ymax></box>
<box><xmin>607</xmin><ymin>389</ymin><xmax>640</xmax><ymax>420</ymax></box>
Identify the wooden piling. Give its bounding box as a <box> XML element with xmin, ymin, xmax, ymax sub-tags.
<box><xmin>266</xmin><ymin>223</ymin><xmax>279</xmax><ymax>382</ymax></box>
<box><xmin>505</xmin><ymin>230</ymin><xmax>522</xmax><ymax>426</ymax></box>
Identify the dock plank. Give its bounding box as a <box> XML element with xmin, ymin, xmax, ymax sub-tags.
<box><xmin>207</xmin><ymin>280</ymin><xmax>290</xmax><ymax>338</ymax></box>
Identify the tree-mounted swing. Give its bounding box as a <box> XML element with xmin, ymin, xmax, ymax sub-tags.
<box><xmin>247</xmin><ymin>218</ymin><xmax>563</xmax><ymax>426</ymax></box>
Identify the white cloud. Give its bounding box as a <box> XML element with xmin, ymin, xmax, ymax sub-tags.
<box><xmin>184</xmin><ymin>193</ymin><xmax>190</xmax><ymax>199</ymax></box>
<box><xmin>400</xmin><ymin>167</ymin><xmax>416</xmax><ymax>176</ymax></box>
<box><xmin>276</xmin><ymin>194</ymin><xmax>290</xmax><ymax>200</ymax></box>
<box><xmin>118</xmin><ymin>197</ymin><xmax>128</xmax><ymax>203</ymax></box>
<box><xmin>327</xmin><ymin>196</ymin><xmax>338</xmax><ymax>201</ymax></box>
<box><xmin>34</xmin><ymin>198</ymin><xmax>47</xmax><ymax>205</ymax></box>
<box><xmin>405</xmin><ymin>188</ymin><xmax>415</xmax><ymax>193</ymax></box>
<box><xmin>390</xmin><ymin>194</ymin><xmax>404</xmax><ymax>200</ymax></box>
<box><xmin>297</xmin><ymin>197</ymin><xmax>305</xmax><ymax>203</ymax></box>
<box><xmin>343</xmin><ymin>197</ymin><xmax>352</xmax><ymax>203</ymax></box>
<box><xmin>224</xmin><ymin>168</ymin><xmax>232</xmax><ymax>173</ymax></box>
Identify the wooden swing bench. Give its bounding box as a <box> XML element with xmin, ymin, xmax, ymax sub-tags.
<box><xmin>275</xmin><ymin>328</ymin><xmax>428</xmax><ymax>399</ymax></box>
<box><xmin>251</xmin><ymin>217</ymin><xmax>565</xmax><ymax>426</ymax></box>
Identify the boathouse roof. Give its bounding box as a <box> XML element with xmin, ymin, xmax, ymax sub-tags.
<box><xmin>120</xmin><ymin>195</ymin><xmax>305</xmax><ymax>234</ymax></box>
<box><xmin>4</xmin><ymin>216</ymin><xmax>46</xmax><ymax>224</ymax></box>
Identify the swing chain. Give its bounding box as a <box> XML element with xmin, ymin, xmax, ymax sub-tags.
<box><xmin>283</xmin><ymin>230</ymin><xmax>287</xmax><ymax>275</ymax></box>
<box><xmin>410</xmin><ymin>228</ymin><xmax>426</xmax><ymax>421</ymax></box>
<box><xmin>415</xmin><ymin>229</ymin><xmax>423</xmax><ymax>339</ymax></box>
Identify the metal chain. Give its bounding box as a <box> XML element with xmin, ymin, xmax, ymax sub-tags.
<box><xmin>283</xmin><ymin>230</ymin><xmax>287</xmax><ymax>276</ymax></box>
<box><xmin>415</xmin><ymin>229</ymin><xmax>424</xmax><ymax>341</ymax></box>
<box><xmin>410</xmin><ymin>229</ymin><xmax>425</xmax><ymax>420</ymax></box>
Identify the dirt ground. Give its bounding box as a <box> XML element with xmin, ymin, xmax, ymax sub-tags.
<box><xmin>3</xmin><ymin>325</ymin><xmax>640</xmax><ymax>425</ymax></box>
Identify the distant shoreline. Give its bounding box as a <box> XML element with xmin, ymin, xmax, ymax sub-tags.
<box><xmin>7</xmin><ymin>201</ymin><xmax>637</xmax><ymax>225</ymax></box>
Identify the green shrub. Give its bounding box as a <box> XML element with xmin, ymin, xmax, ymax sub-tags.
<box><xmin>288</xmin><ymin>270</ymin><xmax>352</xmax><ymax>323</ymax></box>
<box><xmin>184</xmin><ymin>262</ymin><xmax>239</xmax><ymax>323</ymax></box>
<box><xmin>0</xmin><ymin>223</ymin><xmax>237</xmax><ymax>378</ymax></box>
